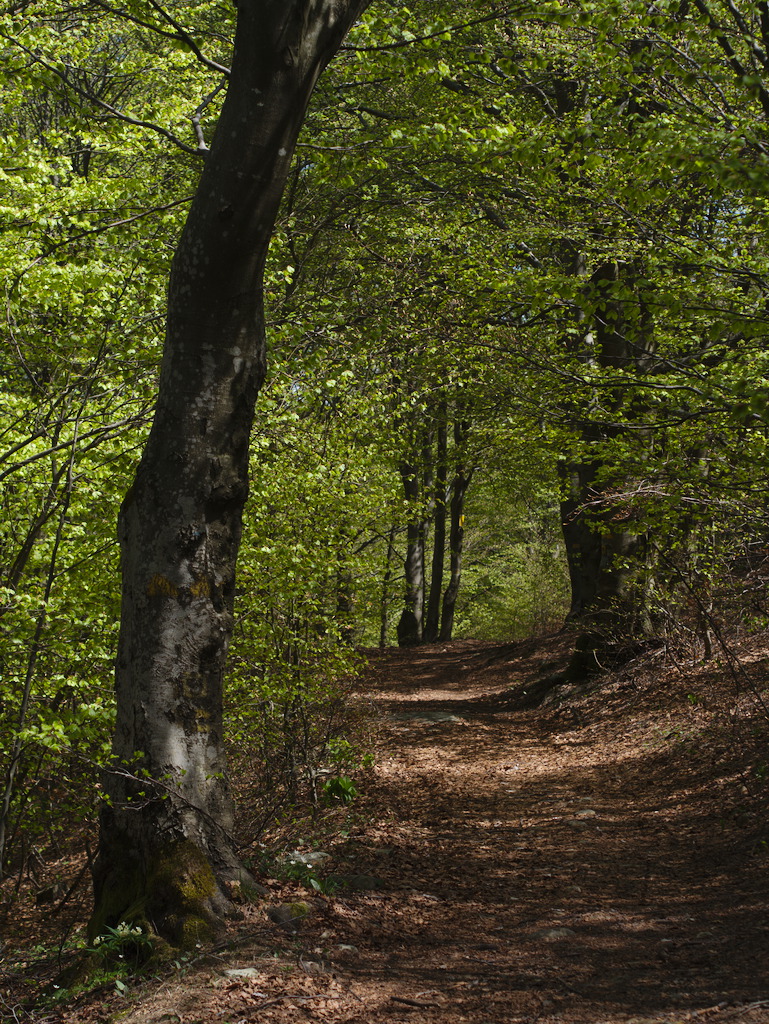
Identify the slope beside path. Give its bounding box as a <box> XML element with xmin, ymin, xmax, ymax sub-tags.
<box><xmin>68</xmin><ymin>635</ymin><xmax>769</xmax><ymax>1023</ymax></box>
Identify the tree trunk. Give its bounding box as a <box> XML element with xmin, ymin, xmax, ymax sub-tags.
<box><xmin>92</xmin><ymin>0</ymin><xmax>372</xmax><ymax>946</ymax></box>
<box><xmin>439</xmin><ymin>420</ymin><xmax>473</xmax><ymax>643</ymax></box>
<box><xmin>424</xmin><ymin>412</ymin><xmax>448</xmax><ymax>643</ymax></box>
<box><xmin>559</xmin><ymin>259</ymin><xmax>656</xmax><ymax>676</ymax></box>
<box><xmin>396</xmin><ymin>460</ymin><xmax>424</xmax><ymax>646</ymax></box>
<box><xmin>419</xmin><ymin>432</ymin><xmax>433</xmax><ymax>635</ymax></box>
<box><xmin>379</xmin><ymin>523</ymin><xmax>397</xmax><ymax>648</ymax></box>
<box><xmin>559</xmin><ymin>459</ymin><xmax>603</xmax><ymax>621</ymax></box>
<box><xmin>561</xmin><ymin>456</ymin><xmax>648</xmax><ymax>675</ymax></box>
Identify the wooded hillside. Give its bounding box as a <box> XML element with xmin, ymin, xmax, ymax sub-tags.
<box><xmin>1</xmin><ymin>0</ymin><xmax>768</xmax><ymax>983</ymax></box>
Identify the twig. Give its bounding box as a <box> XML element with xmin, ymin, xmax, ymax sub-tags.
<box><xmin>719</xmin><ymin>1001</ymin><xmax>769</xmax><ymax>1020</ymax></box>
<box><xmin>342</xmin><ymin>984</ymin><xmax>365</xmax><ymax>1004</ymax></box>
<box><xmin>250</xmin><ymin>994</ymin><xmax>343</xmax><ymax>1012</ymax></box>
<box><xmin>44</xmin><ymin>858</ymin><xmax>90</xmax><ymax>918</ymax></box>
<box><xmin>0</xmin><ymin>991</ymin><xmax>32</xmax><ymax>1023</ymax></box>
<box><xmin>390</xmin><ymin>995</ymin><xmax>442</xmax><ymax>1008</ymax></box>
<box><xmin>0</xmin><ymin>33</ymin><xmax>202</xmax><ymax>156</ymax></box>
<box><xmin>13</xmin><ymin>196</ymin><xmax>194</xmax><ymax>283</ymax></box>
<box><xmin>655</xmin><ymin>547</ymin><xmax>769</xmax><ymax>719</ymax></box>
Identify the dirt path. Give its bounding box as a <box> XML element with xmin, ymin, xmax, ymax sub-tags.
<box><xmin>60</xmin><ymin>637</ymin><xmax>769</xmax><ymax>1024</ymax></box>
<box><xmin>333</xmin><ymin>639</ymin><xmax>769</xmax><ymax>1024</ymax></box>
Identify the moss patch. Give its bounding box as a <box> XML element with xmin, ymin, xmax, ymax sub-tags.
<box><xmin>145</xmin><ymin>840</ymin><xmax>220</xmax><ymax>948</ymax></box>
<box><xmin>149</xmin><ymin>840</ymin><xmax>216</xmax><ymax>902</ymax></box>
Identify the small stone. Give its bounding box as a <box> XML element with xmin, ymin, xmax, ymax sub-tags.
<box><xmin>299</xmin><ymin>959</ymin><xmax>325</xmax><ymax>976</ymax></box>
<box><xmin>337</xmin><ymin>944</ymin><xmax>358</xmax><ymax>952</ymax></box>
<box><xmin>532</xmin><ymin>927</ymin><xmax>577</xmax><ymax>941</ymax></box>
<box><xmin>286</xmin><ymin>850</ymin><xmax>331</xmax><ymax>868</ymax></box>
<box><xmin>224</xmin><ymin>968</ymin><xmax>261</xmax><ymax>979</ymax></box>
<box><xmin>266</xmin><ymin>902</ymin><xmax>312</xmax><ymax>931</ymax></box>
<box><xmin>575</xmin><ymin>809</ymin><xmax>597</xmax><ymax>818</ymax></box>
<box><xmin>566</xmin><ymin>819</ymin><xmax>591</xmax><ymax>830</ymax></box>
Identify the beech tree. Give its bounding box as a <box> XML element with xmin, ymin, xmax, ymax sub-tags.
<box><xmin>7</xmin><ymin>0</ymin><xmax>769</xmax><ymax>920</ymax></box>
<box><xmin>91</xmin><ymin>0</ymin><xmax>373</xmax><ymax>943</ymax></box>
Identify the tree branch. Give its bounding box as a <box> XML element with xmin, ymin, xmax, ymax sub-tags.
<box><xmin>342</xmin><ymin>11</ymin><xmax>516</xmax><ymax>53</ymax></box>
<box><xmin>0</xmin><ymin>32</ymin><xmax>204</xmax><ymax>156</ymax></box>
<box><xmin>12</xmin><ymin>196</ymin><xmax>194</xmax><ymax>291</ymax></box>
<box><xmin>89</xmin><ymin>0</ymin><xmax>231</xmax><ymax>78</ymax></box>
<box><xmin>691</xmin><ymin>0</ymin><xmax>769</xmax><ymax>120</ymax></box>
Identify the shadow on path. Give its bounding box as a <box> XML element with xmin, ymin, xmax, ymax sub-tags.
<box><xmin>341</xmin><ymin>637</ymin><xmax>769</xmax><ymax>1024</ymax></box>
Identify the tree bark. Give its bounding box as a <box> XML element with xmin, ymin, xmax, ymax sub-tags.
<box><xmin>379</xmin><ymin>523</ymin><xmax>397</xmax><ymax>648</ymax></box>
<box><xmin>92</xmin><ymin>0</ymin><xmax>372</xmax><ymax>946</ymax></box>
<box><xmin>396</xmin><ymin>459</ymin><xmax>425</xmax><ymax>646</ymax></box>
<box><xmin>439</xmin><ymin>420</ymin><xmax>473</xmax><ymax>643</ymax></box>
<box><xmin>560</xmin><ymin>259</ymin><xmax>656</xmax><ymax>676</ymax></box>
<box><xmin>424</xmin><ymin>408</ymin><xmax>448</xmax><ymax>643</ymax></box>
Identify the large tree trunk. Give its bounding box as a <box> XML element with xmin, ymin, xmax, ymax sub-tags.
<box><xmin>559</xmin><ymin>459</ymin><xmax>603</xmax><ymax>620</ymax></box>
<box><xmin>559</xmin><ymin>426</ymin><xmax>646</xmax><ymax>624</ymax></box>
<box><xmin>560</xmin><ymin>259</ymin><xmax>655</xmax><ymax>677</ymax></box>
<box><xmin>439</xmin><ymin>470</ymin><xmax>471</xmax><ymax>642</ymax></box>
<box><xmin>92</xmin><ymin>0</ymin><xmax>371</xmax><ymax>946</ymax></box>
<box><xmin>379</xmin><ymin>523</ymin><xmax>398</xmax><ymax>648</ymax></box>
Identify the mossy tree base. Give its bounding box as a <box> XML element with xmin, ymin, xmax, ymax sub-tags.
<box><xmin>90</xmin><ymin>837</ymin><xmax>252</xmax><ymax>949</ymax></box>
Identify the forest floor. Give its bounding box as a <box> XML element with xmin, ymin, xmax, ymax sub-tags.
<box><xmin>4</xmin><ymin>631</ymin><xmax>769</xmax><ymax>1024</ymax></box>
